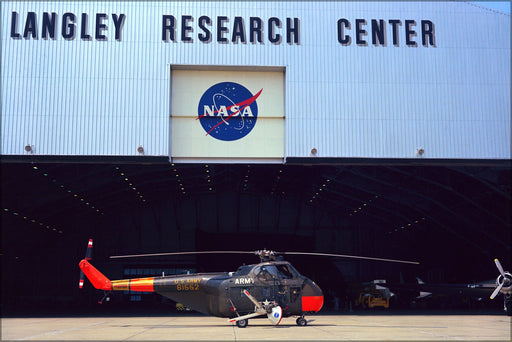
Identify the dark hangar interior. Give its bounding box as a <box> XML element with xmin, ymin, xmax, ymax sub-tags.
<box><xmin>1</xmin><ymin>159</ymin><xmax>510</xmax><ymax>314</ymax></box>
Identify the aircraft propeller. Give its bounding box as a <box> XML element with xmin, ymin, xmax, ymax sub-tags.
<box><xmin>490</xmin><ymin>258</ymin><xmax>512</xmax><ymax>300</ymax></box>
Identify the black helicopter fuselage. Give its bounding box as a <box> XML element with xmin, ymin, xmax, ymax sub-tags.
<box><xmin>80</xmin><ymin>259</ymin><xmax>324</xmax><ymax>318</ymax></box>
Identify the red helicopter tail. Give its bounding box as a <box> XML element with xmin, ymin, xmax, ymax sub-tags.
<box><xmin>77</xmin><ymin>239</ymin><xmax>153</xmax><ymax>293</ymax></box>
<box><xmin>79</xmin><ymin>259</ymin><xmax>112</xmax><ymax>291</ymax></box>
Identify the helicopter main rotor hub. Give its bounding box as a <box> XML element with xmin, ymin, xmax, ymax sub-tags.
<box><xmin>254</xmin><ymin>249</ymin><xmax>277</xmax><ymax>261</ymax></box>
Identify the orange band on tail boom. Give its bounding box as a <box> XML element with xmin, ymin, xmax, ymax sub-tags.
<box><xmin>129</xmin><ymin>278</ymin><xmax>154</xmax><ymax>292</ymax></box>
<box><xmin>79</xmin><ymin>259</ymin><xmax>112</xmax><ymax>291</ymax></box>
<box><xmin>111</xmin><ymin>278</ymin><xmax>154</xmax><ymax>292</ymax></box>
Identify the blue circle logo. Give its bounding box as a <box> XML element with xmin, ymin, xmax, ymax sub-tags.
<box><xmin>274</xmin><ymin>312</ymin><xmax>280</xmax><ymax>318</ymax></box>
<box><xmin>197</xmin><ymin>82</ymin><xmax>262</xmax><ymax>141</ymax></box>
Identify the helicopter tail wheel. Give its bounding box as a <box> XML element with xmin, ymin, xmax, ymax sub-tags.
<box><xmin>296</xmin><ymin>316</ymin><xmax>307</xmax><ymax>326</ymax></box>
<box><xmin>236</xmin><ymin>319</ymin><xmax>248</xmax><ymax>328</ymax></box>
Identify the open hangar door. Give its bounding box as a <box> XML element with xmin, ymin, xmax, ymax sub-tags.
<box><xmin>1</xmin><ymin>161</ymin><xmax>510</xmax><ymax>314</ymax></box>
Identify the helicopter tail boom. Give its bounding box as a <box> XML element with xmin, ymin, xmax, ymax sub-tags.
<box><xmin>79</xmin><ymin>259</ymin><xmax>156</xmax><ymax>292</ymax></box>
<box><xmin>111</xmin><ymin>278</ymin><xmax>155</xmax><ymax>292</ymax></box>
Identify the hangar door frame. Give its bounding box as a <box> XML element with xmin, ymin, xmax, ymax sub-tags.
<box><xmin>169</xmin><ymin>65</ymin><xmax>286</xmax><ymax>164</ymax></box>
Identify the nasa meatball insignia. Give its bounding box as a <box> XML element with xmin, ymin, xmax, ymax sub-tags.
<box><xmin>197</xmin><ymin>82</ymin><xmax>262</xmax><ymax>141</ymax></box>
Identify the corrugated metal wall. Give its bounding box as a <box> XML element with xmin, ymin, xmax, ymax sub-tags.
<box><xmin>1</xmin><ymin>1</ymin><xmax>510</xmax><ymax>159</ymax></box>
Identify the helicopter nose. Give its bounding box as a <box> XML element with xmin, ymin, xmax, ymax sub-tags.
<box><xmin>302</xmin><ymin>279</ymin><xmax>324</xmax><ymax>313</ymax></box>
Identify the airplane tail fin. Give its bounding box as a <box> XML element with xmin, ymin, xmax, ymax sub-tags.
<box><xmin>415</xmin><ymin>277</ymin><xmax>432</xmax><ymax>298</ymax></box>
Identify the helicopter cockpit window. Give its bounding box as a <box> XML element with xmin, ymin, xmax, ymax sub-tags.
<box><xmin>253</xmin><ymin>266</ymin><xmax>274</xmax><ymax>281</ymax></box>
<box><xmin>286</xmin><ymin>263</ymin><xmax>301</xmax><ymax>277</ymax></box>
<box><xmin>234</xmin><ymin>265</ymin><xmax>253</xmax><ymax>276</ymax></box>
<box><xmin>253</xmin><ymin>264</ymin><xmax>297</xmax><ymax>280</ymax></box>
<box><xmin>275</xmin><ymin>264</ymin><xmax>295</xmax><ymax>279</ymax></box>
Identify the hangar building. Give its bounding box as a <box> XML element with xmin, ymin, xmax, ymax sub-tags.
<box><xmin>1</xmin><ymin>1</ymin><xmax>510</xmax><ymax>314</ymax></box>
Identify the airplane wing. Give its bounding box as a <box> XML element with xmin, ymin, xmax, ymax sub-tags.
<box><xmin>385</xmin><ymin>279</ymin><xmax>495</xmax><ymax>299</ymax></box>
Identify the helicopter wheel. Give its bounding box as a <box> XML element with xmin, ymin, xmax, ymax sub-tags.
<box><xmin>296</xmin><ymin>316</ymin><xmax>307</xmax><ymax>326</ymax></box>
<box><xmin>236</xmin><ymin>319</ymin><xmax>248</xmax><ymax>328</ymax></box>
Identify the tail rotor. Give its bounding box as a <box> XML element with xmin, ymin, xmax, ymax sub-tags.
<box><xmin>79</xmin><ymin>239</ymin><xmax>93</xmax><ymax>288</ymax></box>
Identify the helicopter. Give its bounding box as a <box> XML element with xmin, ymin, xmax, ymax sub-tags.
<box><xmin>78</xmin><ymin>239</ymin><xmax>419</xmax><ymax>327</ymax></box>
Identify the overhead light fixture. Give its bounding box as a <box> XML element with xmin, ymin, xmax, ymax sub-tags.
<box><xmin>417</xmin><ymin>147</ymin><xmax>425</xmax><ymax>156</ymax></box>
<box><xmin>137</xmin><ymin>146</ymin><xmax>144</xmax><ymax>154</ymax></box>
<box><xmin>311</xmin><ymin>147</ymin><xmax>317</xmax><ymax>155</ymax></box>
<box><xmin>25</xmin><ymin>144</ymin><xmax>32</xmax><ymax>153</ymax></box>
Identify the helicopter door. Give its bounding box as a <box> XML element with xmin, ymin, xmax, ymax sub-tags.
<box><xmin>253</xmin><ymin>265</ymin><xmax>278</xmax><ymax>303</ymax></box>
<box><xmin>226</xmin><ymin>266</ymin><xmax>275</xmax><ymax>315</ymax></box>
<box><xmin>253</xmin><ymin>264</ymin><xmax>303</xmax><ymax>307</ymax></box>
<box><xmin>228</xmin><ymin>286</ymin><xmax>254</xmax><ymax>315</ymax></box>
<box><xmin>274</xmin><ymin>264</ymin><xmax>303</xmax><ymax>307</ymax></box>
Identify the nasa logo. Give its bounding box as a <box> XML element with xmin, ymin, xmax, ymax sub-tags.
<box><xmin>197</xmin><ymin>82</ymin><xmax>262</xmax><ymax>141</ymax></box>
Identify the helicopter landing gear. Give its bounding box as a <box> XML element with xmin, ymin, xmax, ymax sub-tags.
<box><xmin>98</xmin><ymin>291</ymin><xmax>111</xmax><ymax>304</ymax></box>
<box><xmin>296</xmin><ymin>316</ymin><xmax>307</xmax><ymax>326</ymax></box>
<box><xmin>236</xmin><ymin>319</ymin><xmax>248</xmax><ymax>328</ymax></box>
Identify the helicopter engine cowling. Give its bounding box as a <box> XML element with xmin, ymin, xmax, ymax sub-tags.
<box><xmin>302</xmin><ymin>279</ymin><xmax>324</xmax><ymax>313</ymax></box>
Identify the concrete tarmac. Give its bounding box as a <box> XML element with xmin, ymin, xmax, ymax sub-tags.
<box><xmin>2</xmin><ymin>313</ymin><xmax>511</xmax><ymax>341</ymax></box>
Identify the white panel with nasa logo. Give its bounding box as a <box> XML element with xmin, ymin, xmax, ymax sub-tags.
<box><xmin>171</xmin><ymin>67</ymin><xmax>284</xmax><ymax>163</ymax></box>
